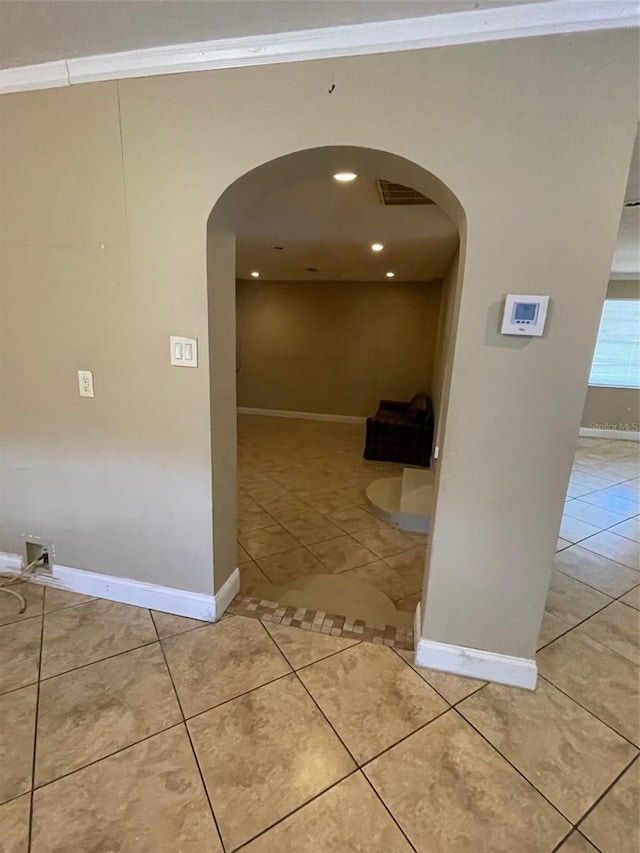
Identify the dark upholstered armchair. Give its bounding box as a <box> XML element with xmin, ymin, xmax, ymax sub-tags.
<box><xmin>363</xmin><ymin>392</ymin><xmax>434</xmax><ymax>467</ymax></box>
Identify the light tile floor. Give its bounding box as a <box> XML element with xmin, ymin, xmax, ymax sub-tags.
<box><xmin>0</xmin><ymin>423</ymin><xmax>638</xmax><ymax>851</ymax></box>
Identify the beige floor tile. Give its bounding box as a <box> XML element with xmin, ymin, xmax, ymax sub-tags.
<box><xmin>352</xmin><ymin>526</ymin><xmax>418</xmax><ymax>558</ymax></box>
<box><xmin>238</xmin><ymin>524</ymin><xmax>300</xmax><ymax>559</ymax></box>
<box><xmin>384</xmin><ymin>546</ymin><xmax>427</xmax><ymax>580</ymax></box>
<box><xmin>620</xmin><ymin>585</ymin><xmax>640</xmax><ymax>610</ymax></box>
<box><xmin>562</xmin><ymin>500</ymin><xmax>628</xmax><ymax>530</ymax></box>
<box><xmin>545</xmin><ymin>570</ymin><xmax>612</xmax><ymax>627</ymax></box>
<box><xmin>0</xmin><ymin>793</ymin><xmax>30</xmax><ymax>853</ymax></box>
<box><xmin>31</xmin><ymin>726</ymin><xmax>222</xmax><ymax>853</ymax></box>
<box><xmin>538</xmin><ymin>631</ymin><xmax>640</xmax><ymax>745</ymax></box>
<box><xmin>151</xmin><ymin>609</ymin><xmax>208</xmax><ymax>639</ymax></box>
<box><xmin>458</xmin><ymin>678</ymin><xmax>637</xmax><ymax>823</ymax></box>
<box><xmin>609</xmin><ymin>515</ymin><xmax>640</xmax><ymax>543</ymax></box>
<box><xmin>557</xmin><ymin>832</ymin><xmax>599</xmax><ymax>852</ymax></box>
<box><xmin>299</xmin><ymin>643</ymin><xmax>446</xmax><ymax>763</ymax></box>
<box><xmin>301</xmin><ymin>491</ymin><xmax>355</xmax><ymax>514</ymax></box>
<box><xmin>395</xmin><ymin>591</ymin><xmax>422</xmax><ymax>612</ymax></box>
<box><xmin>42</xmin><ymin>587</ymin><xmax>95</xmax><ymax>613</ymax></box>
<box><xmin>570</xmin><ymin>469</ymin><xmax>621</xmax><ymax>491</ymax></box>
<box><xmin>325</xmin><ymin>505</ymin><xmax>384</xmax><ymax>534</ymax></box>
<box><xmin>262</xmin><ymin>498</ymin><xmax>319</xmax><ymax>524</ymax></box>
<box><xmin>575</xmin><ymin>601</ymin><xmax>639</xmax><ymax>665</ymax></box>
<box><xmin>237</xmin><ymin>542</ymin><xmax>252</xmax><ymax>564</ymax></box>
<box><xmin>579</xmin><ymin>531</ymin><xmax>640</xmax><ymax>570</ymax></box>
<box><xmin>162</xmin><ymin>617</ymin><xmax>290</xmax><ymax>717</ymax></box>
<box><xmin>0</xmin><ymin>582</ymin><xmax>44</xmax><ymax>627</ymax></box>
<box><xmin>40</xmin><ymin>598</ymin><xmax>157</xmax><ymax>679</ymax></box>
<box><xmin>264</xmin><ymin>622</ymin><xmax>360</xmax><ymax>669</ymax></box>
<box><xmin>580</xmin><ymin>491</ymin><xmax>638</xmax><ymax>520</ymax></box>
<box><xmin>580</xmin><ymin>758</ymin><xmax>639</xmax><ymax>853</ymax></box>
<box><xmin>242</xmin><ymin>771</ymin><xmax>413</xmax><ymax>853</ymax></box>
<box><xmin>395</xmin><ymin>649</ymin><xmax>486</xmax><ymax>704</ymax></box>
<box><xmin>309</xmin><ymin>536</ymin><xmax>379</xmax><ymax>573</ymax></box>
<box><xmin>345</xmin><ymin>560</ymin><xmax>417</xmax><ymax>602</ymax></box>
<box><xmin>0</xmin><ymin>685</ymin><xmax>36</xmax><ymax>804</ymax></box>
<box><xmin>36</xmin><ymin>643</ymin><xmax>182</xmax><ymax>786</ymax></box>
<box><xmin>560</xmin><ymin>515</ymin><xmax>603</xmax><ymax>544</ymax></box>
<box><xmin>537</xmin><ymin>610</ymin><xmax>572</xmax><ymax>649</ymax></box>
<box><xmin>238</xmin><ymin>560</ymin><xmax>271</xmax><ymax>595</ymax></box>
<box><xmin>0</xmin><ymin>617</ymin><xmax>41</xmax><ymax>694</ymax></box>
<box><xmin>237</xmin><ymin>505</ymin><xmax>277</xmax><ymax>534</ymax></box>
<box><xmin>555</xmin><ymin>545</ymin><xmax>640</xmax><ymax>597</ymax></box>
<box><xmin>335</xmin><ymin>484</ymin><xmax>369</xmax><ymax>504</ymax></box>
<box><xmin>282</xmin><ymin>514</ymin><xmax>345</xmax><ymax>545</ymax></box>
<box><xmin>567</xmin><ymin>482</ymin><xmax>594</xmax><ymax>499</ymax></box>
<box><xmin>188</xmin><ymin>674</ymin><xmax>355</xmax><ymax>850</ymax></box>
<box><xmin>365</xmin><ymin>711</ymin><xmax>569</xmax><ymax>852</ymax></box>
<box><xmin>257</xmin><ymin>546</ymin><xmax>326</xmax><ymax>585</ymax></box>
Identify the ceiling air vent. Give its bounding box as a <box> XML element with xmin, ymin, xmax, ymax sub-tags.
<box><xmin>377</xmin><ymin>179</ymin><xmax>435</xmax><ymax>206</ymax></box>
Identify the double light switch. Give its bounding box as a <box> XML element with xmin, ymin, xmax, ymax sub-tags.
<box><xmin>170</xmin><ymin>336</ymin><xmax>198</xmax><ymax>367</ymax></box>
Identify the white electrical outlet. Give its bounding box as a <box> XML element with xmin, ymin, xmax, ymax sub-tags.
<box><xmin>78</xmin><ymin>370</ymin><xmax>95</xmax><ymax>397</ymax></box>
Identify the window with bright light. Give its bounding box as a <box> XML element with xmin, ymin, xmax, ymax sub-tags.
<box><xmin>589</xmin><ymin>299</ymin><xmax>640</xmax><ymax>389</ymax></box>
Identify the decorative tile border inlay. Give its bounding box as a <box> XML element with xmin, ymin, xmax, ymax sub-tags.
<box><xmin>227</xmin><ymin>594</ymin><xmax>414</xmax><ymax>650</ymax></box>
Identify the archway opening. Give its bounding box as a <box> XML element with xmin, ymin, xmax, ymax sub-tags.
<box><xmin>207</xmin><ymin>145</ymin><xmax>466</xmax><ymax>640</ymax></box>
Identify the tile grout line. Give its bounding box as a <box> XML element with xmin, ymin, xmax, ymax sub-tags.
<box><xmin>29</xmin><ymin>721</ymin><xmax>185</xmax><ymax>795</ymax></box>
<box><xmin>229</xmin><ymin>768</ymin><xmax>362</xmax><ymax>852</ymax></box>
<box><xmin>359</xmin><ymin>771</ymin><xmax>420</xmax><ymax>853</ymax></box>
<box><xmin>38</xmin><ymin>637</ymin><xmax>160</xmax><ymax>684</ymax></box>
<box><xmin>151</xmin><ymin>609</ymin><xmax>228</xmax><ymax>853</ymax></box>
<box><xmin>552</xmin><ymin>565</ymin><xmax>638</xmax><ymax>603</ymax></box>
<box><xmin>450</xmin><ymin>706</ymin><xmax>574</xmax><ymax>828</ymax></box>
<box><xmin>26</xmin><ymin>596</ymin><xmax>46</xmax><ymax>853</ymax></box>
<box><xmin>390</xmin><ymin>644</ymin><xmax>488</xmax><ymax>707</ymax></box>
<box><xmin>249</xmin><ymin>622</ymin><xmax>424</xmax><ymax>853</ymax></box>
<box><xmin>536</xmin><ymin>598</ymin><xmax>620</xmax><ymax>654</ymax></box>
<box><xmin>257</xmin><ymin>619</ymin><xmax>361</xmax><ymax>767</ymax></box>
<box><xmin>573</xmin><ymin>753</ymin><xmax>639</xmax><ymax>841</ymax></box>
<box><xmin>536</xmin><ymin>673</ymin><xmax>640</xmax><ymax>751</ymax></box>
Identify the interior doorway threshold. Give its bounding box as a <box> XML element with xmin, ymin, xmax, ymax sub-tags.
<box><xmin>227</xmin><ymin>594</ymin><xmax>414</xmax><ymax>651</ymax></box>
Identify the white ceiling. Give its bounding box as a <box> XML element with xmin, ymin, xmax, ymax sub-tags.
<box><xmin>0</xmin><ymin>0</ymin><xmax>539</xmax><ymax>69</ymax></box>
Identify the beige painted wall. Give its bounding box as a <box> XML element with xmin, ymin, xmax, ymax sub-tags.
<box><xmin>581</xmin><ymin>279</ymin><xmax>640</xmax><ymax>431</ymax></box>
<box><xmin>1</xmin><ymin>31</ymin><xmax>637</xmax><ymax>661</ymax></box>
<box><xmin>236</xmin><ymin>279</ymin><xmax>442</xmax><ymax>417</ymax></box>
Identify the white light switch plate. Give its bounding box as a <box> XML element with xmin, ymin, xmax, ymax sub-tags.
<box><xmin>170</xmin><ymin>336</ymin><xmax>198</xmax><ymax>367</ymax></box>
<box><xmin>78</xmin><ymin>370</ymin><xmax>95</xmax><ymax>398</ymax></box>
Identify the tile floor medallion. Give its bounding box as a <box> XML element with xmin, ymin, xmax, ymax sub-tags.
<box><xmin>0</xmin><ymin>422</ymin><xmax>637</xmax><ymax>850</ymax></box>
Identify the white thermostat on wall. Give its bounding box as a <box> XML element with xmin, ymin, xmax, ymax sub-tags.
<box><xmin>500</xmin><ymin>294</ymin><xmax>549</xmax><ymax>337</ymax></box>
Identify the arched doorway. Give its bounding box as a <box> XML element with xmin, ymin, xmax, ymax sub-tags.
<box><xmin>206</xmin><ymin>145</ymin><xmax>466</xmax><ymax>644</ymax></box>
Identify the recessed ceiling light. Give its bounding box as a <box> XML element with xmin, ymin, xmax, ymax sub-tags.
<box><xmin>333</xmin><ymin>171</ymin><xmax>357</xmax><ymax>183</ymax></box>
<box><xmin>386</xmin><ymin>272</ymin><xmax>395</xmax><ymax>278</ymax></box>
<box><xmin>371</xmin><ymin>243</ymin><xmax>384</xmax><ymax>252</ymax></box>
<box><xmin>250</xmin><ymin>271</ymin><xmax>260</xmax><ymax>278</ymax></box>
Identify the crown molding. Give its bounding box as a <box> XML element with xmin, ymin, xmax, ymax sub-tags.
<box><xmin>1</xmin><ymin>1</ymin><xmax>638</xmax><ymax>95</ymax></box>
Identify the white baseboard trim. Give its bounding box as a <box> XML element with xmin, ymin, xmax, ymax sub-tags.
<box><xmin>238</xmin><ymin>407</ymin><xmax>366</xmax><ymax>425</ymax></box>
<box><xmin>415</xmin><ymin>636</ymin><xmax>538</xmax><ymax>690</ymax></box>
<box><xmin>0</xmin><ymin>551</ymin><xmax>240</xmax><ymax>622</ymax></box>
<box><xmin>215</xmin><ymin>567</ymin><xmax>241</xmax><ymax>616</ymax></box>
<box><xmin>0</xmin><ymin>552</ymin><xmax>23</xmax><ymax>573</ymax></box>
<box><xmin>580</xmin><ymin>427</ymin><xmax>640</xmax><ymax>441</ymax></box>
